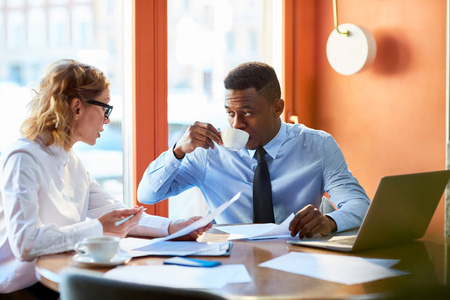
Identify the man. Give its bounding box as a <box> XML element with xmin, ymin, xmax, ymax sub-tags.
<box><xmin>138</xmin><ymin>62</ymin><xmax>370</xmax><ymax>239</ymax></box>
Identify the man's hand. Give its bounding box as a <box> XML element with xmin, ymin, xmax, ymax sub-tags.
<box><xmin>173</xmin><ymin>121</ymin><xmax>222</xmax><ymax>159</ymax></box>
<box><xmin>168</xmin><ymin>216</ymin><xmax>213</xmax><ymax>241</ymax></box>
<box><xmin>289</xmin><ymin>204</ymin><xmax>337</xmax><ymax>239</ymax></box>
<box><xmin>98</xmin><ymin>206</ymin><xmax>145</xmax><ymax>238</ymax></box>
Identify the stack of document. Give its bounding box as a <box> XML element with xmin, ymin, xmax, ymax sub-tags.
<box><xmin>120</xmin><ymin>238</ymin><xmax>232</xmax><ymax>257</ymax></box>
<box><xmin>120</xmin><ymin>192</ymin><xmax>241</xmax><ymax>257</ymax></box>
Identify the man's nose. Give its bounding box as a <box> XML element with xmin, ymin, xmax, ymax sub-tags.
<box><xmin>232</xmin><ymin>114</ymin><xmax>245</xmax><ymax>129</ymax></box>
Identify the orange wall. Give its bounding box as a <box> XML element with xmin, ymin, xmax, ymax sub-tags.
<box><xmin>286</xmin><ymin>0</ymin><xmax>447</xmax><ymax>236</ymax></box>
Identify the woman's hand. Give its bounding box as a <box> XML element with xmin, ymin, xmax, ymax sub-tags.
<box><xmin>168</xmin><ymin>216</ymin><xmax>213</xmax><ymax>241</ymax></box>
<box><xmin>98</xmin><ymin>206</ymin><xmax>145</xmax><ymax>238</ymax></box>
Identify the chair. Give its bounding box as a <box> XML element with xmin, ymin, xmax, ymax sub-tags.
<box><xmin>319</xmin><ymin>196</ymin><xmax>336</xmax><ymax>214</ymax></box>
<box><xmin>59</xmin><ymin>268</ymin><xmax>227</xmax><ymax>300</ymax></box>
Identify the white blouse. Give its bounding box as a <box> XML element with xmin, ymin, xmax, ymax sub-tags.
<box><xmin>0</xmin><ymin>137</ymin><xmax>170</xmax><ymax>293</ymax></box>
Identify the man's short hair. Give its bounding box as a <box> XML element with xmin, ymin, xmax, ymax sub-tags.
<box><xmin>224</xmin><ymin>62</ymin><xmax>281</xmax><ymax>103</ymax></box>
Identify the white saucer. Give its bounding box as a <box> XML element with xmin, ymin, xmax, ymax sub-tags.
<box><xmin>73</xmin><ymin>252</ymin><xmax>132</xmax><ymax>267</ymax></box>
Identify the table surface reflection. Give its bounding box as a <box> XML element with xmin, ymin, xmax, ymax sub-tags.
<box><xmin>35</xmin><ymin>227</ymin><xmax>450</xmax><ymax>299</ymax></box>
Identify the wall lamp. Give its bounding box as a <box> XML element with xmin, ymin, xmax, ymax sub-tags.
<box><xmin>326</xmin><ymin>0</ymin><xmax>377</xmax><ymax>75</ymax></box>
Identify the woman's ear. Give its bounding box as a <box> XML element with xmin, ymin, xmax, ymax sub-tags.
<box><xmin>70</xmin><ymin>98</ymin><xmax>82</xmax><ymax>120</ymax></box>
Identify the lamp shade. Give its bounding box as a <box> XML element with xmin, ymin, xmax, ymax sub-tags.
<box><xmin>326</xmin><ymin>23</ymin><xmax>377</xmax><ymax>75</ymax></box>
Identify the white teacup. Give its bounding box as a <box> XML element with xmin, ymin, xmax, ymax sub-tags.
<box><xmin>74</xmin><ymin>236</ymin><xmax>120</xmax><ymax>262</ymax></box>
<box><xmin>221</xmin><ymin>128</ymin><xmax>249</xmax><ymax>151</ymax></box>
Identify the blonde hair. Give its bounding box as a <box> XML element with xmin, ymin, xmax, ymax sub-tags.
<box><xmin>21</xmin><ymin>59</ymin><xmax>110</xmax><ymax>150</ymax></box>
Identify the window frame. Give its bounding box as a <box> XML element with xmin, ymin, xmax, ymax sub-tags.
<box><xmin>132</xmin><ymin>0</ymin><xmax>296</xmax><ymax>217</ymax></box>
<box><xmin>132</xmin><ymin>0</ymin><xmax>168</xmax><ymax>216</ymax></box>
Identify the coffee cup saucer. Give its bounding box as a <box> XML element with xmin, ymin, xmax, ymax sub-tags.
<box><xmin>73</xmin><ymin>251</ymin><xmax>132</xmax><ymax>267</ymax></box>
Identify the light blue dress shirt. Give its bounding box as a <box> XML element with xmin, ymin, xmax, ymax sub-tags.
<box><xmin>138</xmin><ymin>122</ymin><xmax>370</xmax><ymax>231</ymax></box>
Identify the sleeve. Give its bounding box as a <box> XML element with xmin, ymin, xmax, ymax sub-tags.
<box><xmin>86</xmin><ymin>176</ymin><xmax>171</xmax><ymax>237</ymax></box>
<box><xmin>1</xmin><ymin>152</ymin><xmax>103</xmax><ymax>262</ymax></box>
<box><xmin>321</xmin><ymin>135</ymin><xmax>371</xmax><ymax>232</ymax></box>
<box><xmin>85</xmin><ymin>175</ymin><xmax>127</xmax><ymax>218</ymax></box>
<box><xmin>137</xmin><ymin>144</ymin><xmax>202</xmax><ymax>205</ymax></box>
<box><xmin>129</xmin><ymin>213</ymin><xmax>170</xmax><ymax>237</ymax></box>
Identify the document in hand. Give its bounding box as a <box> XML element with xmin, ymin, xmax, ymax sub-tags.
<box><xmin>144</xmin><ymin>192</ymin><xmax>241</xmax><ymax>246</ymax></box>
<box><xmin>216</xmin><ymin>213</ymin><xmax>294</xmax><ymax>240</ymax></box>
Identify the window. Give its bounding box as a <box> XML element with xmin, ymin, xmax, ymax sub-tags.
<box><xmin>7</xmin><ymin>11</ymin><xmax>25</xmax><ymax>50</ymax></box>
<box><xmin>28</xmin><ymin>8</ymin><xmax>47</xmax><ymax>49</ymax></box>
<box><xmin>49</xmin><ymin>7</ymin><xmax>69</xmax><ymax>48</ymax></box>
<box><xmin>0</xmin><ymin>0</ymin><xmax>127</xmax><ymax>204</ymax></box>
<box><xmin>72</xmin><ymin>5</ymin><xmax>93</xmax><ymax>47</ymax></box>
<box><xmin>0</xmin><ymin>12</ymin><xmax>4</xmax><ymax>48</ymax></box>
<box><xmin>167</xmin><ymin>0</ymin><xmax>282</xmax><ymax>219</ymax></box>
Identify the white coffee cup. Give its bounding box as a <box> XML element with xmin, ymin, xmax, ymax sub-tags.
<box><xmin>74</xmin><ymin>236</ymin><xmax>120</xmax><ymax>262</ymax></box>
<box><xmin>221</xmin><ymin>128</ymin><xmax>250</xmax><ymax>151</ymax></box>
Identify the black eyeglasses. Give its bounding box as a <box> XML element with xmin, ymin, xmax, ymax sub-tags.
<box><xmin>85</xmin><ymin>99</ymin><xmax>113</xmax><ymax>120</ymax></box>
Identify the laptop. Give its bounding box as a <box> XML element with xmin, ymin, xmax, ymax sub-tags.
<box><xmin>287</xmin><ymin>170</ymin><xmax>450</xmax><ymax>252</ymax></box>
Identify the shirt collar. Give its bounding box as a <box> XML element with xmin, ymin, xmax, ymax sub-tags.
<box><xmin>48</xmin><ymin>143</ymin><xmax>70</xmax><ymax>164</ymax></box>
<box><xmin>249</xmin><ymin>120</ymin><xmax>286</xmax><ymax>160</ymax></box>
<box><xmin>36</xmin><ymin>134</ymin><xmax>70</xmax><ymax>165</ymax></box>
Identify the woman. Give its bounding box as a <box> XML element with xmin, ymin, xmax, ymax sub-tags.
<box><xmin>0</xmin><ymin>59</ymin><xmax>210</xmax><ymax>297</ymax></box>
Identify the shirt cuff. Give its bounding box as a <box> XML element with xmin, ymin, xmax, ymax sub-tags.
<box><xmin>65</xmin><ymin>219</ymin><xmax>104</xmax><ymax>250</ymax></box>
<box><xmin>164</xmin><ymin>143</ymin><xmax>182</xmax><ymax>170</ymax></box>
<box><xmin>326</xmin><ymin>211</ymin><xmax>343</xmax><ymax>232</ymax></box>
<box><xmin>325</xmin><ymin>215</ymin><xmax>337</xmax><ymax>232</ymax></box>
<box><xmin>137</xmin><ymin>214</ymin><xmax>170</xmax><ymax>237</ymax></box>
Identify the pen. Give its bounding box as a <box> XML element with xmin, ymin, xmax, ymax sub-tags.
<box><xmin>114</xmin><ymin>215</ymin><xmax>133</xmax><ymax>226</ymax></box>
<box><xmin>114</xmin><ymin>208</ymin><xmax>147</xmax><ymax>226</ymax></box>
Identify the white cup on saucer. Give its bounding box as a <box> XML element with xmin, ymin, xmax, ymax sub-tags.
<box><xmin>221</xmin><ymin>128</ymin><xmax>249</xmax><ymax>151</ymax></box>
<box><xmin>74</xmin><ymin>236</ymin><xmax>120</xmax><ymax>262</ymax></box>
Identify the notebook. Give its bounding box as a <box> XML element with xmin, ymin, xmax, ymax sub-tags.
<box><xmin>287</xmin><ymin>170</ymin><xmax>450</xmax><ymax>252</ymax></box>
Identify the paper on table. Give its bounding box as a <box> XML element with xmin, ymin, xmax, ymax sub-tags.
<box><xmin>259</xmin><ymin>252</ymin><xmax>408</xmax><ymax>285</ymax></box>
<box><xmin>104</xmin><ymin>264</ymin><xmax>251</xmax><ymax>289</ymax></box>
<box><xmin>216</xmin><ymin>213</ymin><xmax>294</xmax><ymax>240</ymax></box>
<box><xmin>221</xmin><ymin>264</ymin><xmax>252</xmax><ymax>284</ymax></box>
<box><xmin>146</xmin><ymin>192</ymin><xmax>241</xmax><ymax>246</ymax></box>
<box><xmin>120</xmin><ymin>238</ymin><xmax>231</xmax><ymax>257</ymax></box>
<box><xmin>363</xmin><ymin>258</ymin><xmax>402</xmax><ymax>269</ymax></box>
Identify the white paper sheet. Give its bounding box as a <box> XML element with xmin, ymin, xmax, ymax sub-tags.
<box><xmin>216</xmin><ymin>213</ymin><xmax>294</xmax><ymax>240</ymax></box>
<box><xmin>145</xmin><ymin>192</ymin><xmax>241</xmax><ymax>245</ymax></box>
<box><xmin>104</xmin><ymin>264</ymin><xmax>251</xmax><ymax>289</ymax></box>
<box><xmin>259</xmin><ymin>252</ymin><xmax>408</xmax><ymax>285</ymax></box>
<box><xmin>120</xmin><ymin>238</ymin><xmax>231</xmax><ymax>257</ymax></box>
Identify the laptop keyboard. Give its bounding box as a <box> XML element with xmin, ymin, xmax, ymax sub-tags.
<box><xmin>325</xmin><ymin>236</ymin><xmax>356</xmax><ymax>245</ymax></box>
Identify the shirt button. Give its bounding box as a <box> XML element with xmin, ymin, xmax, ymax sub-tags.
<box><xmin>159</xmin><ymin>180</ymin><xmax>163</xmax><ymax>183</ymax></box>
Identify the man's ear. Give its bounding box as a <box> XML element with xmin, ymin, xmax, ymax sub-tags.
<box><xmin>273</xmin><ymin>98</ymin><xmax>284</xmax><ymax>118</ymax></box>
<box><xmin>70</xmin><ymin>98</ymin><xmax>82</xmax><ymax>120</ymax></box>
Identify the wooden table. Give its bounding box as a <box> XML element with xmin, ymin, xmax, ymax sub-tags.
<box><xmin>35</xmin><ymin>228</ymin><xmax>450</xmax><ymax>299</ymax></box>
